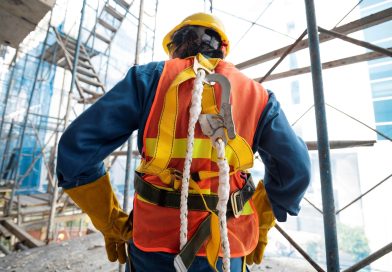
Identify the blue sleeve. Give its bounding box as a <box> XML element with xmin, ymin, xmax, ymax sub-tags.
<box><xmin>253</xmin><ymin>91</ymin><xmax>311</xmax><ymax>222</ymax></box>
<box><xmin>56</xmin><ymin>61</ymin><xmax>164</xmax><ymax>189</ymax></box>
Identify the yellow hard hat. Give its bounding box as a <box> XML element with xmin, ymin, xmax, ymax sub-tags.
<box><xmin>162</xmin><ymin>13</ymin><xmax>230</xmax><ymax>56</ymax></box>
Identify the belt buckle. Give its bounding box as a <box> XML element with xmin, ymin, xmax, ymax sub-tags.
<box><xmin>230</xmin><ymin>190</ymin><xmax>243</xmax><ymax>218</ymax></box>
<box><xmin>169</xmin><ymin>169</ymin><xmax>183</xmax><ymax>190</ymax></box>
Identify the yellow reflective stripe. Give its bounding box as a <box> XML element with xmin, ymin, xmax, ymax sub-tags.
<box><xmin>201</xmin><ymin>84</ymin><xmax>219</xmax><ymax>114</ymax></box>
<box><xmin>241</xmin><ymin>201</ymin><xmax>253</xmax><ymax>216</ymax></box>
<box><xmin>146</xmin><ymin>138</ymin><xmax>213</xmax><ymax>159</ymax></box>
<box><xmin>198</xmin><ymin>54</ymin><xmax>220</xmax><ymax>71</ymax></box>
<box><xmin>140</xmin><ymin>54</ymin><xmax>222</xmax><ymax>176</ymax></box>
<box><xmin>145</xmin><ymin>136</ymin><xmax>254</xmax><ymax>171</ymax></box>
<box><xmin>210</xmin><ymin>136</ymin><xmax>254</xmax><ymax>170</ymax></box>
<box><xmin>199</xmin><ymin>55</ymin><xmax>219</xmax><ymax>115</ymax></box>
<box><xmin>226</xmin><ymin>136</ymin><xmax>254</xmax><ymax>170</ymax></box>
<box><xmin>189</xmin><ymin>180</ymin><xmax>220</xmax><ymax>272</ymax></box>
<box><xmin>141</xmin><ymin>67</ymin><xmax>195</xmax><ymax>174</ymax></box>
<box><xmin>206</xmin><ymin>213</ymin><xmax>220</xmax><ymax>272</ymax></box>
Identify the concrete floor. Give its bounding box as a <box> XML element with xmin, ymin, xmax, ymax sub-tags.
<box><xmin>0</xmin><ymin>233</ymin><xmax>316</xmax><ymax>272</ymax></box>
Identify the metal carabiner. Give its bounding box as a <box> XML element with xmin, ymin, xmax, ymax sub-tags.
<box><xmin>199</xmin><ymin>73</ymin><xmax>236</xmax><ymax>145</ymax></box>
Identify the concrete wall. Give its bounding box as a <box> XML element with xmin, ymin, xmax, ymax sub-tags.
<box><xmin>0</xmin><ymin>0</ymin><xmax>55</xmax><ymax>48</ymax></box>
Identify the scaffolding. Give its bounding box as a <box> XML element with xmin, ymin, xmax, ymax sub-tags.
<box><xmin>0</xmin><ymin>0</ymin><xmax>157</xmax><ymax>253</ymax></box>
<box><xmin>0</xmin><ymin>0</ymin><xmax>391</xmax><ymax>272</ymax></box>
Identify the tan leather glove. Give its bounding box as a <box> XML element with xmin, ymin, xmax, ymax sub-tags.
<box><xmin>246</xmin><ymin>181</ymin><xmax>275</xmax><ymax>265</ymax></box>
<box><xmin>65</xmin><ymin>173</ymin><xmax>133</xmax><ymax>264</ymax></box>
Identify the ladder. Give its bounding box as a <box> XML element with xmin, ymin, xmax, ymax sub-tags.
<box><xmin>86</xmin><ymin>0</ymin><xmax>134</xmax><ymax>50</ymax></box>
<box><xmin>42</xmin><ymin>28</ymin><xmax>106</xmax><ymax>103</ymax></box>
<box><xmin>41</xmin><ymin>0</ymin><xmax>135</xmax><ymax>103</ymax></box>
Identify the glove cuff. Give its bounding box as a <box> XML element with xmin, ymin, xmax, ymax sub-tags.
<box><xmin>65</xmin><ymin>173</ymin><xmax>121</xmax><ymax>232</ymax></box>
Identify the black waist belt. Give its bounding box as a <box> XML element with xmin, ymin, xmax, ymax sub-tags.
<box><xmin>134</xmin><ymin>171</ymin><xmax>255</xmax><ymax>218</ymax></box>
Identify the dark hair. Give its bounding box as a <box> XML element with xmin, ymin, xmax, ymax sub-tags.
<box><xmin>168</xmin><ymin>26</ymin><xmax>224</xmax><ymax>59</ymax></box>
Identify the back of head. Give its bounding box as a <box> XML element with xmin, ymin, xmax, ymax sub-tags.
<box><xmin>162</xmin><ymin>13</ymin><xmax>230</xmax><ymax>59</ymax></box>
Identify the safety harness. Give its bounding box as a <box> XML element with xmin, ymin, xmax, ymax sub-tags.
<box><xmin>136</xmin><ymin>54</ymin><xmax>256</xmax><ymax>271</ymax></box>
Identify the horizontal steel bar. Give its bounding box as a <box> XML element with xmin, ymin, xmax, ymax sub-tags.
<box><xmin>275</xmin><ymin>223</ymin><xmax>325</xmax><ymax>272</ymax></box>
<box><xmin>236</xmin><ymin>7</ymin><xmax>392</xmax><ymax>70</ymax></box>
<box><xmin>254</xmin><ymin>47</ymin><xmax>392</xmax><ymax>82</ymax></box>
<box><xmin>343</xmin><ymin>242</ymin><xmax>392</xmax><ymax>272</ymax></box>
<box><xmin>318</xmin><ymin>27</ymin><xmax>392</xmax><ymax>57</ymax></box>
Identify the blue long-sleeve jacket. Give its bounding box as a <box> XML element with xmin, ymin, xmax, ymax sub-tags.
<box><xmin>56</xmin><ymin>60</ymin><xmax>310</xmax><ymax>222</ymax></box>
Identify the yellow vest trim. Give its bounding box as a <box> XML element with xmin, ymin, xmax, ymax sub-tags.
<box><xmin>138</xmin><ymin>66</ymin><xmax>194</xmax><ymax>174</ymax></box>
<box><xmin>144</xmin><ymin>136</ymin><xmax>254</xmax><ymax>171</ymax></box>
<box><xmin>138</xmin><ymin>53</ymin><xmax>254</xmax><ymax>214</ymax></box>
<box><xmin>138</xmin><ymin>54</ymin><xmax>222</xmax><ymax>175</ymax></box>
<box><xmin>146</xmin><ymin>138</ymin><xmax>213</xmax><ymax>159</ymax></box>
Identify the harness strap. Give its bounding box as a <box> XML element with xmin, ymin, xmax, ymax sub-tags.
<box><xmin>134</xmin><ymin>171</ymin><xmax>255</xmax><ymax>218</ymax></box>
<box><xmin>138</xmin><ymin>54</ymin><xmax>221</xmax><ymax>176</ymax></box>
<box><xmin>174</xmin><ymin>214</ymin><xmax>212</xmax><ymax>271</ymax></box>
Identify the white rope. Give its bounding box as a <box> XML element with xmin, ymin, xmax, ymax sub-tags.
<box><xmin>215</xmin><ymin>138</ymin><xmax>231</xmax><ymax>272</ymax></box>
<box><xmin>179</xmin><ymin>69</ymin><xmax>206</xmax><ymax>249</ymax></box>
<box><xmin>179</xmin><ymin>68</ymin><xmax>231</xmax><ymax>272</ymax></box>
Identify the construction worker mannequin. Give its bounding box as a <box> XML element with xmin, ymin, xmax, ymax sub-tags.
<box><xmin>57</xmin><ymin>12</ymin><xmax>310</xmax><ymax>272</ymax></box>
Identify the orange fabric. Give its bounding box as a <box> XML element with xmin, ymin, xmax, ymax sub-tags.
<box><xmin>133</xmin><ymin>57</ymin><xmax>269</xmax><ymax>256</ymax></box>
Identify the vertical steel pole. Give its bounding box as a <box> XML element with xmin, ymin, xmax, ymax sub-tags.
<box><xmin>6</xmin><ymin>12</ymin><xmax>53</xmax><ymax>216</ymax></box>
<box><xmin>64</xmin><ymin>0</ymin><xmax>86</xmax><ymax>127</ymax></box>
<box><xmin>123</xmin><ymin>135</ymin><xmax>133</xmax><ymax>213</ymax></box>
<box><xmin>47</xmin><ymin>0</ymin><xmax>87</xmax><ymax>243</ymax></box>
<box><xmin>151</xmin><ymin>0</ymin><xmax>159</xmax><ymax>61</ymax></box>
<box><xmin>0</xmin><ymin>121</ymin><xmax>14</xmax><ymax>180</ymax></box>
<box><xmin>122</xmin><ymin>0</ymin><xmax>144</xmax><ymax>215</ymax></box>
<box><xmin>104</xmin><ymin>44</ymin><xmax>112</xmax><ymax>86</ymax></box>
<box><xmin>304</xmin><ymin>0</ymin><xmax>340</xmax><ymax>271</ymax></box>
<box><xmin>0</xmin><ymin>50</ymin><xmax>18</xmax><ymax>178</ymax></box>
<box><xmin>120</xmin><ymin>1</ymin><xmax>144</xmax><ymax>271</ymax></box>
<box><xmin>47</xmin><ymin>69</ymin><xmax>67</xmax><ymax>193</ymax></box>
<box><xmin>134</xmin><ymin>0</ymin><xmax>144</xmax><ymax>66</ymax></box>
<box><xmin>122</xmin><ymin>0</ymin><xmax>143</xmax><ymax>215</ymax></box>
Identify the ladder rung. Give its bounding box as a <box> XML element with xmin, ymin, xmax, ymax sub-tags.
<box><xmin>97</xmin><ymin>18</ymin><xmax>117</xmax><ymax>32</ymax></box>
<box><xmin>64</xmin><ymin>42</ymin><xmax>84</xmax><ymax>55</ymax></box>
<box><xmin>104</xmin><ymin>5</ymin><xmax>124</xmax><ymax>21</ymax></box>
<box><xmin>81</xmin><ymin>87</ymin><xmax>103</xmax><ymax>97</ymax></box>
<box><xmin>77</xmin><ymin>75</ymin><xmax>104</xmax><ymax>87</ymax></box>
<box><xmin>63</xmin><ymin>52</ymin><xmax>92</xmax><ymax>69</ymax></box>
<box><xmin>93</xmin><ymin>31</ymin><xmax>111</xmax><ymax>44</ymax></box>
<box><xmin>63</xmin><ymin>41</ymin><xmax>76</xmax><ymax>50</ymax></box>
<box><xmin>77</xmin><ymin>66</ymin><xmax>96</xmax><ymax>78</ymax></box>
<box><xmin>77</xmin><ymin>60</ymin><xmax>92</xmax><ymax>70</ymax></box>
<box><xmin>66</xmin><ymin>48</ymin><xmax>90</xmax><ymax>61</ymax></box>
<box><xmin>57</xmin><ymin>58</ymin><xmax>67</xmax><ymax>68</ymax></box>
<box><xmin>114</xmin><ymin>0</ymin><xmax>130</xmax><ymax>10</ymax></box>
<box><xmin>77</xmin><ymin>96</ymin><xmax>100</xmax><ymax>104</ymax></box>
<box><xmin>60</xmin><ymin>35</ymin><xmax>77</xmax><ymax>45</ymax></box>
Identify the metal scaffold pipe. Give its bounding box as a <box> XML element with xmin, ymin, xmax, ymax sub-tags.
<box><xmin>64</xmin><ymin>0</ymin><xmax>87</xmax><ymax>127</ymax></box>
<box><xmin>6</xmin><ymin>11</ymin><xmax>53</xmax><ymax>216</ymax></box>
<box><xmin>119</xmin><ymin>1</ymin><xmax>144</xmax><ymax>271</ymax></box>
<box><xmin>135</xmin><ymin>0</ymin><xmax>145</xmax><ymax>66</ymax></box>
<box><xmin>304</xmin><ymin>0</ymin><xmax>340</xmax><ymax>271</ymax></box>
<box><xmin>47</xmin><ymin>0</ymin><xmax>88</xmax><ymax>243</ymax></box>
<box><xmin>123</xmin><ymin>136</ymin><xmax>133</xmax><ymax>214</ymax></box>
<box><xmin>0</xmin><ymin>50</ymin><xmax>18</xmax><ymax>178</ymax></box>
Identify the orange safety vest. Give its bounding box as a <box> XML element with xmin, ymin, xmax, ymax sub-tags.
<box><xmin>133</xmin><ymin>54</ymin><xmax>269</xmax><ymax>257</ymax></box>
